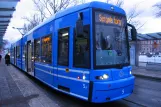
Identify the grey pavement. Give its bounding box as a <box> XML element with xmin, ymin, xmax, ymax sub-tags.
<box><xmin>0</xmin><ymin>60</ymin><xmax>30</xmax><ymax>107</ymax></box>
<box><xmin>132</xmin><ymin>66</ymin><xmax>161</xmax><ymax>80</ymax></box>
<box><xmin>0</xmin><ymin>59</ymin><xmax>60</xmax><ymax>107</ymax></box>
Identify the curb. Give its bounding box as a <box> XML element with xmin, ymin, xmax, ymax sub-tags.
<box><xmin>133</xmin><ymin>74</ymin><xmax>161</xmax><ymax>81</ymax></box>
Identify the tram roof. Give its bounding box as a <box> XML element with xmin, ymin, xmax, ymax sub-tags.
<box><xmin>24</xmin><ymin>1</ymin><xmax>126</xmax><ymax>36</ymax></box>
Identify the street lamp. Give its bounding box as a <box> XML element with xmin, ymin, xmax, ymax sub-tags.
<box><xmin>12</xmin><ymin>27</ymin><xmax>24</xmax><ymax>36</ymax></box>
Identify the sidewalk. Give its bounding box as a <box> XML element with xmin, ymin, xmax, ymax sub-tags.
<box><xmin>0</xmin><ymin>59</ymin><xmax>60</xmax><ymax>107</ymax></box>
<box><xmin>132</xmin><ymin>66</ymin><xmax>161</xmax><ymax>80</ymax></box>
<box><xmin>0</xmin><ymin>59</ymin><xmax>30</xmax><ymax>107</ymax></box>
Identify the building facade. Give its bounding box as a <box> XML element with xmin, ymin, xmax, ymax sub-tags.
<box><xmin>138</xmin><ymin>40</ymin><xmax>161</xmax><ymax>54</ymax></box>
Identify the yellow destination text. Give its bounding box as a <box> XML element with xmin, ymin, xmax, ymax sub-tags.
<box><xmin>99</xmin><ymin>14</ymin><xmax>122</xmax><ymax>25</ymax></box>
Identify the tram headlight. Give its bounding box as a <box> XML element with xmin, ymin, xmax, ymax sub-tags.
<box><xmin>103</xmin><ymin>74</ymin><xmax>108</xmax><ymax>79</ymax></box>
<box><xmin>83</xmin><ymin>75</ymin><xmax>86</xmax><ymax>80</ymax></box>
<box><xmin>96</xmin><ymin>74</ymin><xmax>109</xmax><ymax>80</ymax></box>
<box><xmin>130</xmin><ymin>71</ymin><xmax>132</xmax><ymax>75</ymax></box>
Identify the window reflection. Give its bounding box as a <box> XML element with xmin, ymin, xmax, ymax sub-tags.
<box><xmin>58</xmin><ymin>28</ymin><xmax>69</xmax><ymax>66</ymax></box>
<box><xmin>41</xmin><ymin>36</ymin><xmax>52</xmax><ymax>63</ymax></box>
<box><xmin>74</xmin><ymin>25</ymin><xmax>90</xmax><ymax>68</ymax></box>
<box><xmin>22</xmin><ymin>45</ymin><xmax>26</xmax><ymax>60</ymax></box>
<box><xmin>34</xmin><ymin>39</ymin><xmax>41</xmax><ymax>62</ymax></box>
<box><xmin>16</xmin><ymin>46</ymin><xmax>20</xmax><ymax>58</ymax></box>
<box><xmin>95</xmin><ymin>11</ymin><xmax>128</xmax><ymax>66</ymax></box>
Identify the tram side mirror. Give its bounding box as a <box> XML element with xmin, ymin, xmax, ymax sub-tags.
<box><xmin>76</xmin><ymin>12</ymin><xmax>84</xmax><ymax>37</ymax></box>
<box><xmin>127</xmin><ymin>23</ymin><xmax>137</xmax><ymax>41</ymax></box>
<box><xmin>131</xmin><ymin>28</ymin><xmax>137</xmax><ymax>41</ymax></box>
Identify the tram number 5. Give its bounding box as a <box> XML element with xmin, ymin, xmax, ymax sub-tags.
<box><xmin>83</xmin><ymin>84</ymin><xmax>87</xmax><ymax>89</ymax></box>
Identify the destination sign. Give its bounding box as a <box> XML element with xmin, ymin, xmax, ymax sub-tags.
<box><xmin>95</xmin><ymin>11</ymin><xmax>124</xmax><ymax>26</ymax></box>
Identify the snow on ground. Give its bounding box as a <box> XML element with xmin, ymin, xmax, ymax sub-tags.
<box><xmin>139</xmin><ymin>55</ymin><xmax>161</xmax><ymax>63</ymax></box>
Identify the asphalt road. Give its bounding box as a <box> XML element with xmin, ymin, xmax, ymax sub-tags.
<box><xmin>1</xmin><ymin>64</ymin><xmax>161</xmax><ymax>107</ymax></box>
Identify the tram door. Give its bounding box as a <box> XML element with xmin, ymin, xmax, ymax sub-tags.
<box><xmin>24</xmin><ymin>44</ymin><xmax>27</xmax><ymax>72</ymax></box>
<box><xmin>57</xmin><ymin>28</ymin><xmax>70</xmax><ymax>89</ymax></box>
<box><xmin>27</xmin><ymin>41</ymin><xmax>34</xmax><ymax>76</ymax></box>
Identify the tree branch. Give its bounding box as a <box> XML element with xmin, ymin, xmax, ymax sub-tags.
<box><xmin>153</xmin><ymin>2</ymin><xmax>161</xmax><ymax>17</ymax></box>
<box><xmin>136</xmin><ymin>21</ymin><xmax>147</xmax><ymax>30</ymax></box>
<box><xmin>42</xmin><ymin>0</ymin><xmax>52</xmax><ymax>15</ymax></box>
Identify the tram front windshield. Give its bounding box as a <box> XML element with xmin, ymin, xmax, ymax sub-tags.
<box><xmin>95</xmin><ymin>11</ymin><xmax>129</xmax><ymax>67</ymax></box>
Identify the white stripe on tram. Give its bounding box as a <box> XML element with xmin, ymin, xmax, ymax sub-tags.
<box><xmin>35</xmin><ymin>67</ymin><xmax>89</xmax><ymax>83</ymax></box>
<box><xmin>34</xmin><ymin>63</ymin><xmax>89</xmax><ymax>74</ymax></box>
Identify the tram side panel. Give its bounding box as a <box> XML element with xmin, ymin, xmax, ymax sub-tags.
<box><xmin>15</xmin><ymin>40</ymin><xmax>21</xmax><ymax>69</ymax></box>
<box><xmin>10</xmin><ymin>45</ymin><xmax>14</xmax><ymax>64</ymax></box>
<box><xmin>54</xmin><ymin>8</ymin><xmax>91</xmax><ymax>100</ymax></box>
<box><xmin>33</xmin><ymin>21</ymin><xmax>55</xmax><ymax>87</ymax></box>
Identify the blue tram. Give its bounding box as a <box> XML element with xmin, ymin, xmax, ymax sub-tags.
<box><xmin>10</xmin><ymin>1</ymin><xmax>136</xmax><ymax>103</ymax></box>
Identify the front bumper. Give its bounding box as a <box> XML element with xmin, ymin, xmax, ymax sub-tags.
<box><xmin>91</xmin><ymin>76</ymin><xmax>135</xmax><ymax>103</ymax></box>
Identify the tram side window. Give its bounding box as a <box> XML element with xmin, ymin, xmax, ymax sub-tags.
<box><xmin>10</xmin><ymin>48</ymin><xmax>13</xmax><ymax>58</ymax></box>
<box><xmin>22</xmin><ymin>45</ymin><xmax>26</xmax><ymax>60</ymax></box>
<box><xmin>34</xmin><ymin>39</ymin><xmax>41</xmax><ymax>62</ymax></box>
<box><xmin>73</xmin><ymin>25</ymin><xmax>90</xmax><ymax>68</ymax></box>
<box><xmin>12</xmin><ymin>49</ymin><xmax>14</xmax><ymax>58</ymax></box>
<box><xmin>41</xmin><ymin>35</ymin><xmax>52</xmax><ymax>63</ymax></box>
<box><xmin>16</xmin><ymin>46</ymin><xmax>20</xmax><ymax>58</ymax></box>
<box><xmin>58</xmin><ymin>28</ymin><xmax>69</xmax><ymax>66</ymax></box>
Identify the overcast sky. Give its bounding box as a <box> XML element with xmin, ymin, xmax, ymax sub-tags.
<box><xmin>3</xmin><ymin>0</ymin><xmax>161</xmax><ymax>45</ymax></box>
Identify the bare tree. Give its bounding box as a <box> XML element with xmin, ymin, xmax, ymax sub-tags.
<box><xmin>107</xmin><ymin>0</ymin><xmax>145</xmax><ymax>30</ymax></box>
<box><xmin>23</xmin><ymin>14</ymin><xmax>41</xmax><ymax>33</ymax></box>
<box><xmin>32</xmin><ymin>0</ymin><xmax>77</xmax><ymax>20</ymax></box>
<box><xmin>23</xmin><ymin>24</ymin><xmax>29</xmax><ymax>34</ymax></box>
<box><xmin>23</xmin><ymin>0</ymin><xmax>145</xmax><ymax>34</ymax></box>
<box><xmin>126</xmin><ymin>4</ymin><xmax>145</xmax><ymax>30</ymax></box>
<box><xmin>23</xmin><ymin>0</ymin><xmax>80</xmax><ymax>33</ymax></box>
<box><xmin>107</xmin><ymin>0</ymin><xmax>124</xmax><ymax>8</ymax></box>
<box><xmin>153</xmin><ymin>3</ymin><xmax>161</xmax><ymax>17</ymax></box>
<box><xmin>0</xmin><ymin>39</ymin><xmax>9</xmax><ymax>52</ymax></box>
